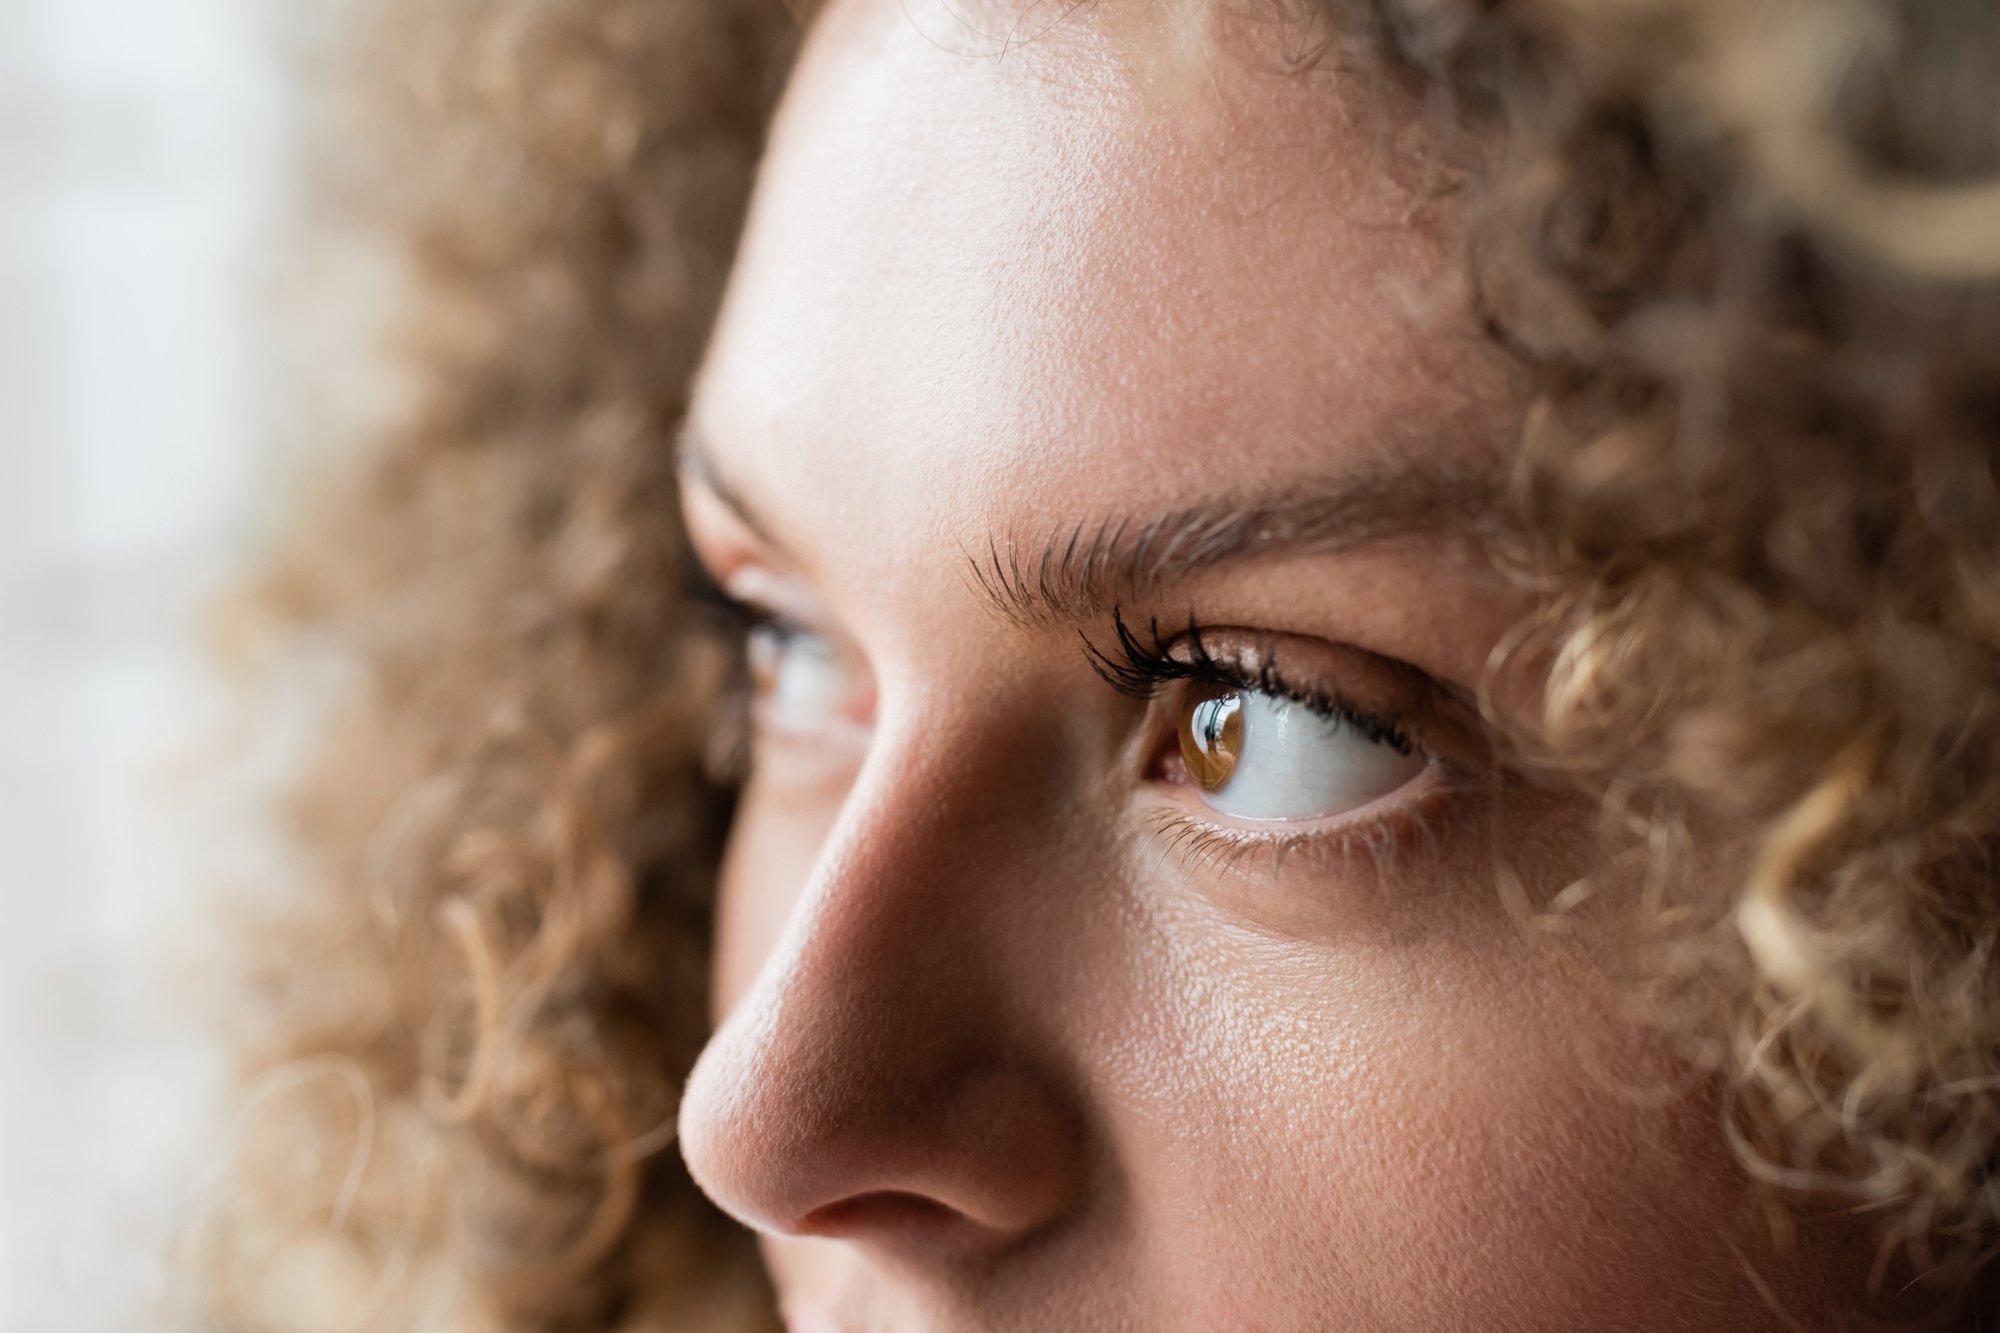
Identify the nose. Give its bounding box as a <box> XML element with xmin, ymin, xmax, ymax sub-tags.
<box><xmin>676</xmin><ymin>729</ymin><xmax>1088</xmax><ymax>1251</ymax></box>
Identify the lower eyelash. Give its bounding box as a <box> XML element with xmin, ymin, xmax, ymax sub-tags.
<box><xmin>1141</xmin><ymin>767</ymin><xmax>1466</xmax><ymax>880</ymax></box>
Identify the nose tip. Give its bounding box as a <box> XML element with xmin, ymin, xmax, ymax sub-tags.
<box><xmin>678</xmin><ymin>996</ymin><xmax>1085</xmax><ymax>1252</ymax></box>
<box><xmin>679</xmin><ymin>708</ymin><xmax>1094</xmax><ymax>1258</ymax></box>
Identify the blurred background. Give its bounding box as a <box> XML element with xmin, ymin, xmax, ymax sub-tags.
<box><xmin>0</xmin><ymin>0</ymin><xmax>287</xmax><ymax>1325</ymax></box>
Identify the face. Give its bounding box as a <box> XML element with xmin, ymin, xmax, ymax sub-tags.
<box><xmin>675</xmin><ymin>1</ymin><xmax>1853</xmax><ymax>1328</ymax></box>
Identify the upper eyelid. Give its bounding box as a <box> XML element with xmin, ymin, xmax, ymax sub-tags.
<box><xmin>1187</xmin><ymin>650</ymin><xmax>1376</xmax><ymax>717</ymax></box>
<box><xmin>682</xmin><ymin>474</ymin><xmax>832</xmax><ymax>623</ymax></box>
<box><xmin>679</xmin><ymin>452</ymin><xmax>796</xmax><ymax>564</ymax></box>
<box><xmin>721</xmin><ymin>564</ymin><xmax>839</xmax><ymax>635</ymax></box>
<box><xmin>1194</xmin><ymin>664</ymin><xmax>1420</xmax><ymax>757</ymax></box>
<box><xmin>1088</xmin><ymin>611</ymin><xmax>1422</xmax><ymax>734</ymax></box>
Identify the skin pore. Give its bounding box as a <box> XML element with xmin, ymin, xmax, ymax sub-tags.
<box><xmin>673</xmin><ymin>0</ymin><xmax>1864</xmax><ymax>1328</ymax></box>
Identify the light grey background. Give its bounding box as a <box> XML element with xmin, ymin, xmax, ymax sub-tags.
<box><xmin>0</xmin><ymin>0</ymin><xmax>283</xmax><ymax>1325</ymax></box>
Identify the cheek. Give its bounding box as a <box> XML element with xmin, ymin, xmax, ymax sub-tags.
<box><xmin>1352</xmin><ymin>1048</ymin><xmax>1775</xmax><ymax>1329</ymax></box>
<box><xmin>1094</xmin><ymin>897</ymin><xmax>1777</xmax><ymax>1329</ymax></box>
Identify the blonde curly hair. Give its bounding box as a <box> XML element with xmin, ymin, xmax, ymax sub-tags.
<box><xmin>205</xmin><ymin>0</ymin><xmax>2000</xmax><ymax>1327</ymax></box>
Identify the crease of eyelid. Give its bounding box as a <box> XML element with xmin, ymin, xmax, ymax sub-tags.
<box><xmin>957</xmin><ymin>464</ymin><xmax>1502</xmax><ymax>631</ymax></box>
<box><xmin>679</xmin><ymin>425</ymin><xmax>792</xmax><ymax>558</ymax></box>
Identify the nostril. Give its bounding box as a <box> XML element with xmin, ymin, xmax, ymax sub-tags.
<box><xmin>800</xmin><ymin>1191</ymin><xmax>982</xmax><ymax>1245</ymax></box>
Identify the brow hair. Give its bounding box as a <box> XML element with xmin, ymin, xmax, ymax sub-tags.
<box><xmin>967</xmin><ymin>462</ymin><xmax>1503</xmax><ymax>627</ymax></box>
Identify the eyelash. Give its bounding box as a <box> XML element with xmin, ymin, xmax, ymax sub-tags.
<box><xmin>1085</xmin><ymin>607</ymin><xmax>1466</xmax><ymax>873</ymax></box>
<box><xmin>685</xmin><ymin>567</ymin><xmax>773</xmax><ymax>784</ymax></box>
<box><xmin>688</xmin><ymin>563</ymin><xmax>814</xmax><ymax>668</ymax></box>
<box><xmin>1083</xmin><ymin>607</ymin><xmax>1417</xmax><ymax>756</ymax></box>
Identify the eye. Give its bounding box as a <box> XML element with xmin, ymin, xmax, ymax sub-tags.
<box><xmin>748</xmin><ymin>620</ymin><xmax>855</xmax><ymax>732</ymax></box>
<box><xmin>1177</xmin><ymin>681</ymin><xmax>1427</xmax><ymax>822</ymax></box>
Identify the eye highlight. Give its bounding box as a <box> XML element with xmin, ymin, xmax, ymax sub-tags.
<box><xmin>1180</xmin><ymin>683</ymin><xmax>1244</xmax><ymax>792</ymax></box>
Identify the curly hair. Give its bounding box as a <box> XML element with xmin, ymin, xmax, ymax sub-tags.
<box><xmin>204</xmin><ymin>0</ymin><xmax>2000</xmax><ymax>1327</ymax></box>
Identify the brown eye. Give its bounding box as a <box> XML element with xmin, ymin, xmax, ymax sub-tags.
<box><xmin>1179</xmin><ymin>683</ymin><xmax>1245</xmax><ymax>793</ymax></box>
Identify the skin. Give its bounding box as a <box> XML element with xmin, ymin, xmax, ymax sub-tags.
<box><xmin>674</xmin><ymin>0</ymin><xmax>1862</xmax><ymax>1328</ymax></box>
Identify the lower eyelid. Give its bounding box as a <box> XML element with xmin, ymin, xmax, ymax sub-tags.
<box><xmin>1142</xmin><ymin>760</ymin><xmax>1460</xmax><ymax>871</ymax></box>
<box><xmin>744</xmin><ymin>712</ymin><xmax>872</xmax><ymax>798</ymax></box>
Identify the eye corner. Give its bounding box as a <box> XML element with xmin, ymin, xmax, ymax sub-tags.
<box><xmin>1149</xmin><ymin>728</ymin><xmax>1194</xmax><ymax>786</ymax></box>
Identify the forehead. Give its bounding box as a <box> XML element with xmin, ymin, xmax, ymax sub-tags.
<box><xmin>692</xmin><ymin>0</ymin><xmax>1516</xmax><ymax>586</ymax></box>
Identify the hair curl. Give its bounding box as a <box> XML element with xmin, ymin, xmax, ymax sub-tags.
<box><xmin>206</xmin><ymin>0</ymin><xmax>2000</xmax><ymax>1326</ymax></box>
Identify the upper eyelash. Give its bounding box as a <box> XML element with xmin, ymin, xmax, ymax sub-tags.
<box><xmin>683</xmin><ymin>559</ymin><xmax>811</xmax><ymax>648</ymax></box>
<box><xmin>684</xmin><ymin>555</ymin><xmax>760</xmax><ymax>630</ymax></box>
<box><xmin>1082</xmin><ymin>607</ymin><xmax>1417</xmax><ymax>756</ymax></box>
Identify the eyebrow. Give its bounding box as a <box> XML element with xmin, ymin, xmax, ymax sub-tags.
<box><xmin>680</xmin><ymin>426</ymin><xmax>1502</xmax><ymax>626</ymax></box>
<box><xmin>972</xmin><ymin>460</ymin><xmax>1504</xmax><ymax>626</ymax></box>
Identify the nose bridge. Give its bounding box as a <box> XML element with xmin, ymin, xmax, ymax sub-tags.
<box><xmin>770</xmin><ymin>701</ymin><xmax>1017</xmax><ymax>1045</ymax></box>
<box><xmin>678</xmin><ymin>704</ymin><xmax>1087</xmax><ymax>1241</ymax></box>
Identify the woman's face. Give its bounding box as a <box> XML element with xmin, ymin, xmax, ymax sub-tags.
<box><xmin>676</xmin><ymin>0</ymin><xmax>1847</xmax><ymax>1328</ymax></box>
